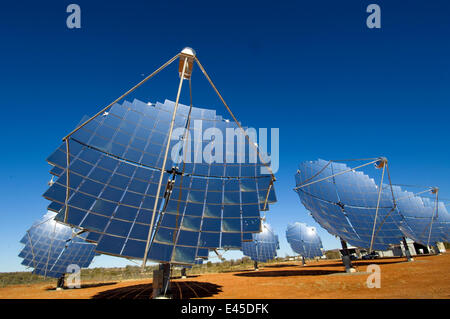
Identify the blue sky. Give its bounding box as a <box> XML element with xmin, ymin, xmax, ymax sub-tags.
<box><xmin>0</xmin><ymin>0</ymin><xmax>449</xmax><ymax>271</ymax></box>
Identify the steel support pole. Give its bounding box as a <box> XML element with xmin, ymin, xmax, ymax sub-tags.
<box><xmin>142</xmin><ymin>57</ymin><xmax>189</xmax><ymax>268</ymax></box>
<box><xmin>56</xmin><ymin>274</ymin><xmax>65</xmax><ymax>290</ymax></box>
<box><xmin>152</xmin><ymin>263</ymin><xmax>171</xmax><ymax>298</ymax></box>
<box><xmin>340</xmin><ymin>238</ymin><xmax>355</xmax><ymax>273</ymax></box>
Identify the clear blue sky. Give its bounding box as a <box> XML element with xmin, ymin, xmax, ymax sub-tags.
<box><xmin>1</xmin><ymin>0</ymin><xmax>449</xmax><ymax>272</ymax></box>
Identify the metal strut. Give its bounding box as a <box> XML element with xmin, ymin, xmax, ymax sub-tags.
<box><xmin>294</xmin><ymin>159</ymin><xmax>379</xmax><ymax>190</ymax></box>
<box><xmin>262</xmin><ymin>180</ymin><xmax>274</xmax><ymax>211</ymax></box>
<box><xmin>213</xmin><ymin>249</ymin><xmax>226</xmax><ymax>262</ymax></box>
<box><xmin>427</xmin><ymin>187</ymin><xmax>439</xmax><ymax>247</ymax></box>
<box><xmin>26</xmin><ymin>231</ymin><xmax>38</xmax><ymax>271</ymax></box>
<box><xmin>172</xmin><ymin>76</ymin><xmax>195</xmax><ymax>253</ymax></box>
<box><xmin>142</xmin><ymin>56</ymin><xmax>189</xmax><ymax>268</ymax></box>
<box><xmin>64</xmin><ymin>138</ymin><xmax>71</xmax><ymax>223</ymax></box>
<box><xmin>371</xmin><ymin>162</ymin><xmax>401</xmax><ymax>245</ymax></box>
<box><xmin>44</xmin><ymin>221</ymin><xmax>58</xmax><ymax>278</ymax></box>
<box><xmin>407</xmin><ymin>187</ymin><xmax>440</xmax><ymax>247</ymax></box>
<box><xmin>369</xmin><ymin>158</ymin><xmax>386</xmax><ymax>253</ymax></box>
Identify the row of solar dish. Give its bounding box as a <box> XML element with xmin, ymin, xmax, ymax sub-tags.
<box><xmin>18</xmin><ymin>215</ymin><xmax>319</xmax><ymax>278</ymax></box>
<box><xmin>18</xmin><ymin>211</ymin><xmax>210</xmax><ymax>279</ymax></box>
<box><xmin>34</xmin><ymin>98</ymin><xmax>276</xmax><ymax>270</ymax></box>
<box><xmin>241</xmin><ymin>222</ymin><xmax>323</xmax><ymax>262</ymax></box>
<box><xmin>19</xmin><ymin>207</ymin><xmax>315</xmax><ymax>277</ymax></box>
<box><xmin>18</xmin><ymin>215</ymin><xmax>320</xmax><ymax>279</ymax></box>
<box><xmin>295</xmin><ymin>159</ymin><xmax>450</xmax><ymax>250</ymax></box>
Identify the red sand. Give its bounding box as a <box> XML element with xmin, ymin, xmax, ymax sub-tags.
<box><xmin>1</xmin><ymin>253</ymin><xmax>449</xmax><ymax>299</ymax></box>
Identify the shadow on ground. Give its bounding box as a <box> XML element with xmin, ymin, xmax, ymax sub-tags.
<box><xmin>45</xmin><ymin>282</ymin><xmax>117</xmax><ymax>291</ymax></box>
<box><xmin>234</xmin><ymin>269</ymin><xmax>345</xmax><ymax>277</ymax></box>
<box><xmin>304</xmin><ymin>258</ymin><xmax>408</xmax><ymax>269</ymax></box>
<box><xmin>263</xmin><ymin>264</ymin><xmax>299</xmax><ymax>268</ymax></box>
<box><xmin>92</xmin><ymin>281</ymin><xmax>222</xmax><ymax>299</ymax></box>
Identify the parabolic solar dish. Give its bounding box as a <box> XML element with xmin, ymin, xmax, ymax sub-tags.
<box><xmin>294</xmin><ymin>159</ymin><xmax>404</xmax><ymax>250</ymax></box>
<box><xmin>43</xmin><ymin>98</ymin><xmax>276</xmax><ymax>265</ymax></box>
<box><xmin>241</xmin><ymin>222</ymin><xmax>279</xmax><ymax>262</ymax></box>
<box><xmin>18</xmin><ymin>211</ymin><xmax>97</xmax><ymax>278</ymax></box>
<box><xmin>286</xmin><ymin>222</ymin><xmax>323</xmax><ymax>258</ymax></box>
<box><xmin>392</xmin><ymin>186</ymin><xmax>450</xmax><ymax>246</ymax></box>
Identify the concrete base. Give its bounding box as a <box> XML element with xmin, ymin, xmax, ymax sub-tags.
<box><xmin>181</xmin><ymin>275</ymin><xmax>187</xmax><ymax>279</ymax></box>
<box><xmin>56</xmin><ymin>287</ymin><xmax>64</xmax><ymax>291</ymax></box>
<box><xmin>346</xmin><ymin>268</ymin><xmax>357</xmax><ymax>273</ymax></box>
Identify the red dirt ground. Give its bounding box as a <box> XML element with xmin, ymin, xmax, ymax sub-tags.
<box><xmin>1</xmin><ymin>253</ymin><xmax>449</xmax><ymax>299</ymax></box>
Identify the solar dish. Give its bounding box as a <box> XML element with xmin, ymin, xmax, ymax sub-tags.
<box><xmin>294</xmin><ymin>158</ymin><xmax>405</xmax><ymax>251</ymax></box>
<box><xmin>39</xmin><ymin>49</ymin><xmax>277</xmax><ymax>297</ymax></box>
<box><xmin>286</xmin><ymin>222</ymin><xmax>323</xmax><ymax>258</ymax></box>
<box><xmin>18</xmin><ymin>211</ymin><xmax>96</xmax><ymax>279</ymax></box>
<box><xmin>44</xmin><ymin>97</ymin><xmax>275</xmax><ymax>266</ymax></box>
<box><xmin>393</xmin><ymin>186</ymin><xmax>450</xmax><ymax>246</ymax></box>
<box><xmin>241</xmin><ymin>222</ymin><xmax>279</xmax><ymax>263</ymax></box>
